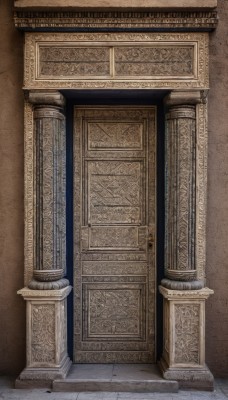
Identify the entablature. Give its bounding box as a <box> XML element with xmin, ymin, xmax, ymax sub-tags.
<box><xmin>14</xmin><ymin>0</ymin><xmax>218</xmax><ymax>31</ymax></box>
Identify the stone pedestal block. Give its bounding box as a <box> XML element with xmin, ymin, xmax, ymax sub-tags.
<box><xmin>17</xmin><ymin>286</ymin><xmax>72</xmax><ymax>382</ymax></box>
<box><xmin>159</xmin><ymin>286</ymin><xmax>214</xmax><ymax>390</ymax></box>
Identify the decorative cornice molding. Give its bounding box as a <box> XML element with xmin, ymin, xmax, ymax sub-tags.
<box><xmin>14</xmin><ymin>11</ymin><xmax>218</xmax><ymax>31</ymax></box>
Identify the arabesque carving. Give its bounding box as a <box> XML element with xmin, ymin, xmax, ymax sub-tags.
<box><xmin>88</xmin><ymin>288</ymin><xmax>141</xmax><ymax>337</ymax></box>
<box><xmin>174</xmin><ymin>304</ymin><xmax>200</xmax><ymax>364</ymax></box>
<box><xmin>31</xmin><ymin>305</ymin><xmax>55</xmax><ymax>363</ymax></box>
<box><xmin>115</xmin><ymin>47</ymin><xmax>194</xmax><ymax>77</ymax></box>
<box><xmin>40</xmin><ymin>46</ymin><xmax>110</xmax><ymax>77</ymax></box>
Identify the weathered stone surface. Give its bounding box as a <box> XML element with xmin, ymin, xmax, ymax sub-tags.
<box><xmin>17</xmin><ymin>286</ymin><xmax>72</xmax><ymax>381</ymax></box>
<box><xmin>53</xmin><ymin>364</ymin><xmax>178</xmax><ymax>393</ymax></box>
<box><xmin>159</xmin><ymin>286</ymin><xmax>214</xmax><ymax>389</ymax></box>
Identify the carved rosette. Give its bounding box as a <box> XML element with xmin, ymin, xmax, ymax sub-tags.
<box><xmin>28</xmin><ymin>91</ymin><xmax>67</xmax><ymax>289</ymax></box>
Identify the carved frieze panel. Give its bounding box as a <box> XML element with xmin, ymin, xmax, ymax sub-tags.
<box><xmin>115</xmin><ymin>46</ymin><xmax>194</xmax><ymax>77</ymax></box>
<box><xmin>24</xmin><ymin>32</ymin><xmax>209</xmax><ymax>89</ymax></box>
<box><xmin>39</xmin><ymin>46</ymin><xmax>110</xmax><ymax>78</ymax></box>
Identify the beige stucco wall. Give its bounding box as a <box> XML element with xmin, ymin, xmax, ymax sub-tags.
<box><xmin>206</xmin><ymin>0</ymin><xmax>228</xmax><ymax>378</ymax></box>
<box><xmin>0</xmin><ymin>0</ymin><xmax>227</xmax><ymax>377</ymax></box>
<box><xmin>0</xmin><ymin>0</ymin><xmax>25</xmax><ymax>375</ymax></box>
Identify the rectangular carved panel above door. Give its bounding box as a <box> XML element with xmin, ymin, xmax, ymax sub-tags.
<box><xmin>74</xmin><ymin>107</ymin><xmax>156</xmax><ymax>363</ymax></box>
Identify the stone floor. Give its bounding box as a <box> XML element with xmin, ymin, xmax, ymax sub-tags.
<box><xmin>1</xmin><ymin>377</ymin><xmax>228</xmax><ymax>400</ymax></box>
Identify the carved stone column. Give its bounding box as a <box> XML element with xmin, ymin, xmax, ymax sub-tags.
<box><xmin>159</xmin><ymin>91</ymin><xmax>214</xmax><ymax>389</ymax></box>
<box><xmin>16</xmin><ymin>91</ymin><xmax>72</xmax><ymax>385</ymax></box>
<box><xmin>162</xmin><ymin>91</ymin><xmax>203</xmax><ymax>290</ymax></box>
<box><xmin>28</xmin><ymin>91</ymin><xmax>68</xmax><ymax>290</ymax></box>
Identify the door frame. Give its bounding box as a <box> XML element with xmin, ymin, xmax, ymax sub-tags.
<box><xmin>17</xmin><ymin>29</ymin><xmax>214</xmax><ymax>387</ymax></box>
<box><xmin>72</xmin><ymin>105</ymin><xmax>157</xmax><ymax>363</ymax></box>
<box><xmin>65</xmin><ymin>95</ymin><xmax>166</xmax><ymax>362</ymax></box>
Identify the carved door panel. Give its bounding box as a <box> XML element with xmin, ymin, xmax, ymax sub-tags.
<box><xmin>74</xmin><ymin>107</ymin><xmax>156</xmax><ymax>363</ymax></box>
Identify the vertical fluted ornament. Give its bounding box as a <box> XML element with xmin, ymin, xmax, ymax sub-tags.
<box><xmin>32</xmin><ymin>105</ymin><xmax>66</xmax><ymax>284</ymax></box>
<box><xmin>165</xmin><ymin>106</ymin><xmax>196</xmax><ymax>282</ymax></box>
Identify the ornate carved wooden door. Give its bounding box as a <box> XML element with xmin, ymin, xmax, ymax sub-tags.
<box><xmin>74</xmin><ymin>106</ymin><xmax>156</xmax><ymax>363</ymax></box>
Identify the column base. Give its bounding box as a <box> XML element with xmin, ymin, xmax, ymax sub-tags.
<box><xmin>17</xmin><ymin>286</ymin><xmax>72</xmax><ymax>388</ymax></box>
<box><xmin>159</xmin><ymin>357</ymin><xmax>214</xmax><ymax>391</ymax></box>
<box><xmin>15</xmin><ymin>356</ymin><xmax>72</xmax><ymax>388</ymax></box>
<box><xmin>159</xmin><ymin>285</ymin><xmax>214</xmax><ymax>391</ymax></box>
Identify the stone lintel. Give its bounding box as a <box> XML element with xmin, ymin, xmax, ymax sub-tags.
<box><xmin>14</xmin><ymin>0</ymin><xmax>217</xmax><ymax>11</ymax></box>
<box><xmin>18</xmin><ymin>285</ymin><xmax>72</xmax><ymax>300</ymax></box>
<box><xmin>28</xmin><ymin>90</ymin><xmax>65</xmax><ymax>107</ymax></box>
<box><xmin>164</xmin><ymin>90</ymin><xmax>205</xmax><ymax>107</ymax></box>
<box><xmin>159</xmin><ymin>285</ymin><xmax>214</xmax><ymax>300</ymax></box>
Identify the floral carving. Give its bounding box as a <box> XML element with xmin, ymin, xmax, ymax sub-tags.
<box><xmin>31</xmin><ymin>305</ymin><xmax>55</xmax><ymax>363</ymax></box>
<box><xmin>40</xmin><ymin>47</ymin><xmax>110</xmax><ymax>77</ymax></box>
<box><xmin>115</xmin><ymin>47</ymin><xmax>193</xmax><ymax>76</ymax></box>
<box><xmin>174</xmin><ymin>304</ymin><xmax>200</xmax><ymax>364</ymax></box>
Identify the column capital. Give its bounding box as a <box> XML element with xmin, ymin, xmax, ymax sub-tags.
<box><xmin>26</xmin><ymin>90</ymin><xmax>65</xmax><ymax>108</ymax></box>
<box><xmin>164</xmin><ymin>90</ymin><xmax>208</xmax><ymax>107</ymax></box>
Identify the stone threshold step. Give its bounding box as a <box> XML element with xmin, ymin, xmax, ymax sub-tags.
<box><xmin>53</xmin><ymin>364</ymin><xmax>179</xmax><ymax>393</ymax></box>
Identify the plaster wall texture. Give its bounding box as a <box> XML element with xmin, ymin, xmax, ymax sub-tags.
<box><xmin>206</xmin><ymin>0</ymin><xmax>228</xmax><ymax>378</ymax></box>
<box><xmin>0</xmin><ymin>0</ymin><xmax>25</xmax><ymax>375</ymax></box>
<box><xmin>0</xmin><ymin>0</ymin><xmax>227</xmax><ymax>378</ymax></box>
